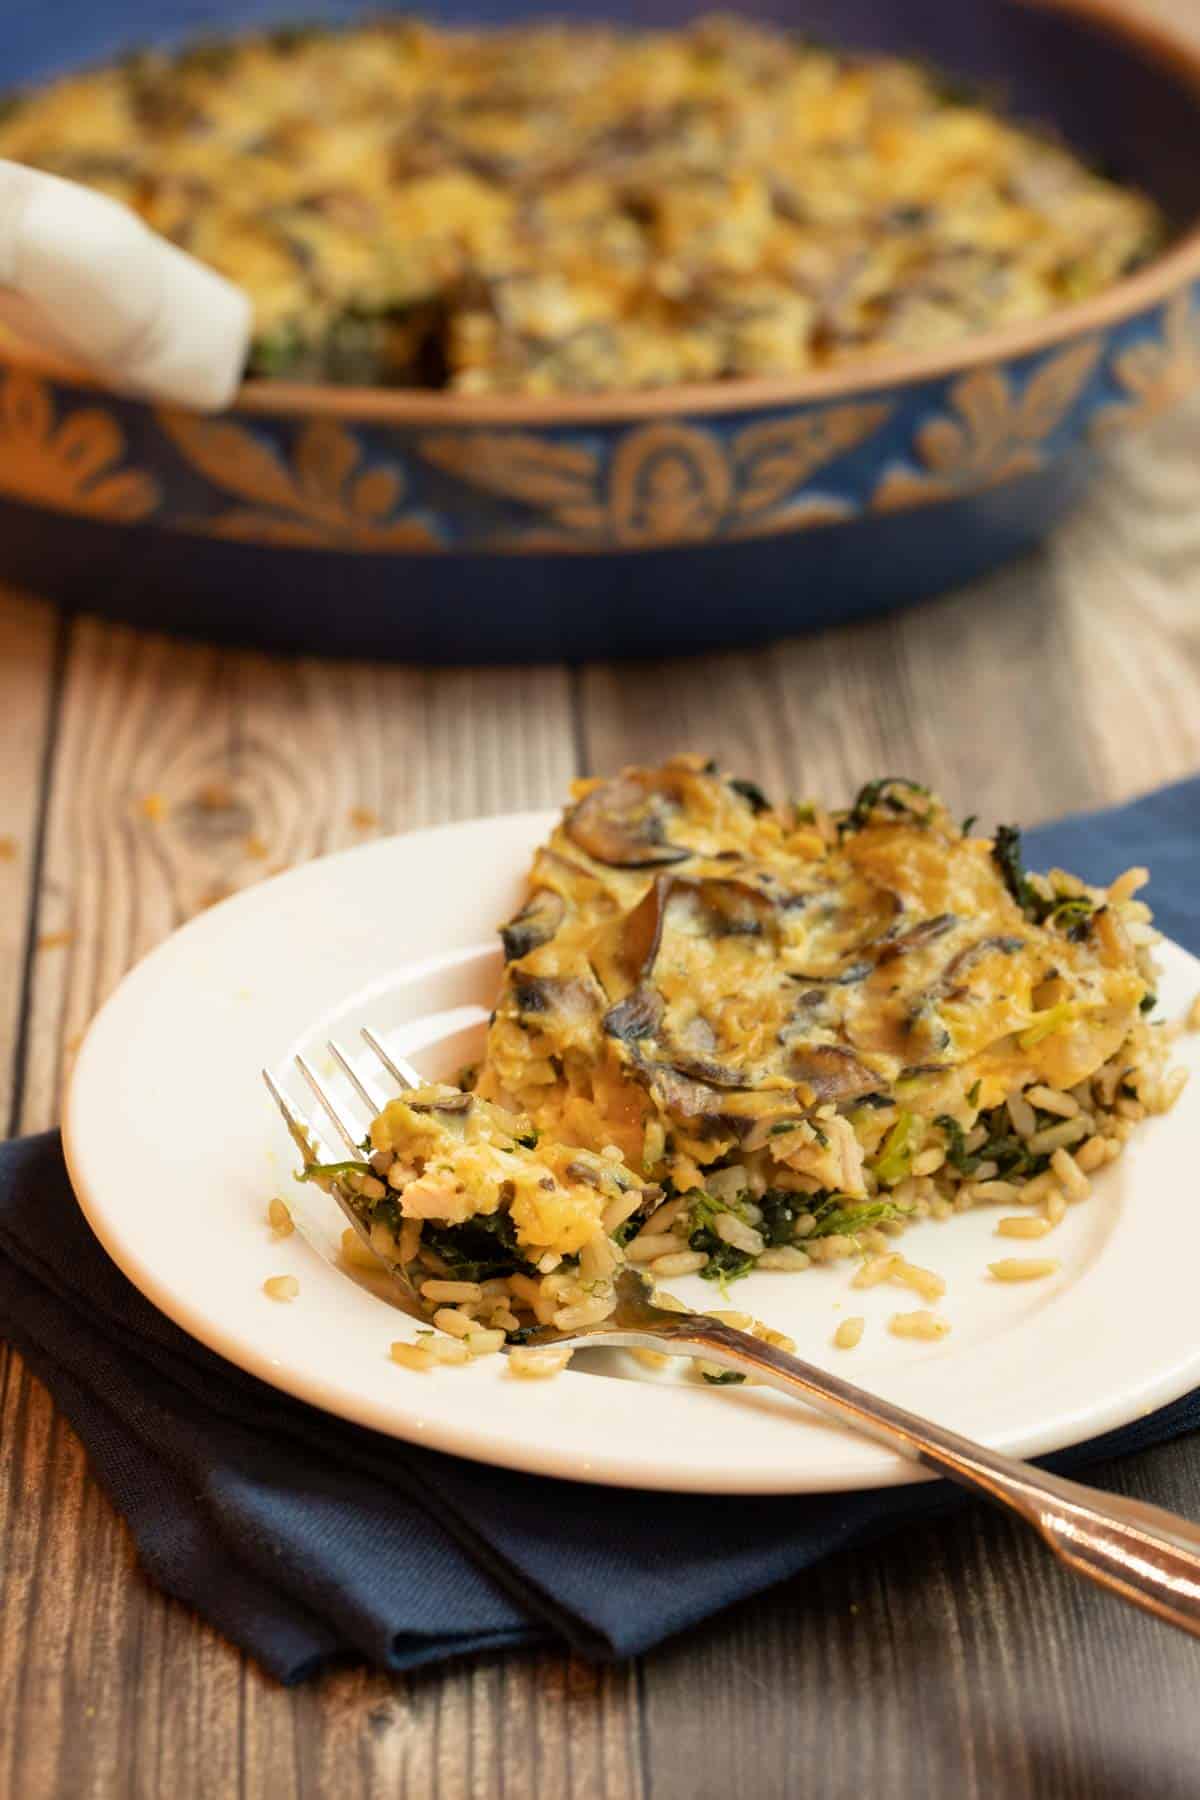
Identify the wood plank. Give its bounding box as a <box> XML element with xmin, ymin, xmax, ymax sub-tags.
<box><xmin>0</xmin><ymin>622</ymin><xmax>644</xmax><ymax>1800</ymax></box>
<box><xmin>0</xmin><ymin>588</ymin><xmax>60</xmax><ymax>1123</ymax></box>
<box><xmin>583</xmin><ymin>406</ymin><xmax>1200</xmax><ymax>1800</ymax></box>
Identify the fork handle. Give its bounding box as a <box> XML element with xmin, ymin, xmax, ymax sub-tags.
<box><xmin>673</xmin><ymin>1317</ymin><xmax>1200</xmax><ymax>1638</ymax></box>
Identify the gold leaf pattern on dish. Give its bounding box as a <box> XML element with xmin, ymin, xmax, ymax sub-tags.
<box><xmin>0</xmin><ymin>367</ymin><xmax>158</xmax><ymax>521</ymax></box>
<box><xmin>420</xmin><ymin>403</ymin><xmax>889</xmax><ymax>549</ymax></box>
<box><xmin>160</xmin><ymin>411</ymin><xmax>439</xmax><ymax>549</ymax></box>
<box><xmin>872</xmin><ymin>340</ymin><xmax>1102</xmax><ymax>512</ymax></box>
<box><xmin>1091</xmin><ymin>289</ymin><xmax>1200</xmax><ymax>442</ymax></box>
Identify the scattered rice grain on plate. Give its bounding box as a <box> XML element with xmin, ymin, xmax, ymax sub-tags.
<box><xmin>509</xmin><ymin>1345</ymin><xmax>575</xmax><ymax>1378</ymax></box>
<box><xmin>834</xmin><ymin>1317</ymin><xmax>865</xmax><ymax>1350</ymax></box>
<box><xmin>390</xmin><ymin>1340</ymin><xmax>435</xmax><ymax>1372</ymax></box>
<box><xmin>988</xmin><ymin>1258</ymin><xmax>1060</xmax><ymax>1282</ymax></box>
<box><xmin>267</xmin><ymin>1197</ymin><xmax>293</xmax><ymax>1237</ymax></box>
<box><xmin>996</xmin><ymin>1215</ymin><xmax>1053</xmax><ymax>1239</ymax></box>
<box><xmin>263</xmin><ymin>1274</ymin><xmax>299</xmax><ymax>1301</ymax></box>
<box><xmin>888</xmin><ymin>1310</ymin><xmax>950</xmax><ymax>1340</ymax></box>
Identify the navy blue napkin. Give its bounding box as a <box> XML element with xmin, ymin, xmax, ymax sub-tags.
<box><xmin>1</xmin><ymin>777</ymin><xmax>1198</xmax><ymax>1683</ymax></box>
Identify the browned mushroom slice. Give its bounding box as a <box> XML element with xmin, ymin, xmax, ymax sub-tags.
<box><xmin>499</xmin><ymin>887</ymin><xmax>566</xmax><ymax>963</ymax></box>
<box><xmin>564</xmin><ymin>774</ymin><xmax>692</xmax><ymax>868</ymax></box>
<box><xmin>787</xmin><ymin>1043</ymin><xmax>882</xmax><ymax>1104</ymax></box>
<box><xmin>603</xmin><ymin>984</ymin><xmax>664</xmax><ymax>1045</ymax></box>
<box><xmin>874</xmin><ymin>913</ymin><xmax>959</xmax><ymax>965</ymax></box>
<box><xmin>928</xmin><ymin>933</ymin><xmax>1028</xmax><ymax>999</ymax></box>
<box><xmin>507</xmin><ymin>973</ymin><xmax>600</xmax><ymax>1033</ymax></box>
<box><xmin>645</xmin><ymin>1062</ymin><xmax>729</xmax><ymax>1123</ymax></box>
<box><xmin>620</xmin><ymin>873</ymin><xmax>780</xmax><ymax>985</ymax></box>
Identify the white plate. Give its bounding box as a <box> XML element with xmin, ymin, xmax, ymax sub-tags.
<box><xmin>64</xmin><ymin>812</ymin><xmax>1200</xmax><ymax>1495</ymax></box>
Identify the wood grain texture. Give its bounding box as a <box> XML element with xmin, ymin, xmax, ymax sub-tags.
<box><xmin>3</xmin><ymin>308</ymin><xmax>1200</xmax><ymax>1800</ymax></box>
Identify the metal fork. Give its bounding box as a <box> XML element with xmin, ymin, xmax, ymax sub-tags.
<box><xmin>265</xmin><ymin>1035</ymin><xmax>1200</xmax><ymax>1640</ymax></box>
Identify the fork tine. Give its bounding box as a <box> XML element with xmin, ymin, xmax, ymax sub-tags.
<box><xmin>295</xmin><ymin>1053</ymin><xmax>363</xmax><ymax>1157</ymax></box>
<box><xmin>327</xmin><ymin>1039</ymin><xmax>384</xmax><ymax>1117</ymax></box>
<box><xmin>262</xmin><ymin>1067</ymin><xmax>325</xmax><ymax>1167</ymax></box>
<box><xmin>360</xmin><ymin>1026</ymin><xmax>421</xmax><ymax>1092</ymax></box>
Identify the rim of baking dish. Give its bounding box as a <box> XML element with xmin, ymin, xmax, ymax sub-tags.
<box><xmin>5</xmin><ymin>0</ymin><xmax>1200</xmax><ymax>426</ymax></box>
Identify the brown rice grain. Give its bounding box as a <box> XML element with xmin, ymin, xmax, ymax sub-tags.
<box><xmin>888</xmin><ymin>1309</ymin><xmax>950</xmax><ymax>1340</ymax></box>
<box><xmin>834</xmin><ymin>1316</ymin><xmax>865</xmax><ymax>1350</ymax></box>
<box><xmin>971</xmin><ymin>1179</ymin><xmax>1022</xmax><ymax>1203</ymax></box>
<box><xmin>1073</xmin><ymin>1135</ymin><xmax>1109</xmax><ymax>1173</ymax></box>
<box><xmin>1007</xmin><ymin>1093</ymin><xmax>1037</xmax><ymax>1138</ymax></box>
<box><xmin>390</xmin><ymin>1341</ymin><xmax>435</xmax><ymax>1371</ymax></box>
<box><xmin>1050</xmin><ymin>1147</ymin><xmax>1089</xmax><ymax>1200</ymax></box>
<box><xmin>1027</xmin><ymin>1116</ymin><xmax>1088</xmax><ymax>1155</ymax></box>
<box><xmin>421</xmin><ymin>1279</ymin><xmax>484</xmax><ymax>1304</ymax></box>
<box><xmin>433</xmin><ymin>1306</ymin><xmax>476</xmax><ymax>1339</ymax></box>
<box><xmin>997</xmin><ymin>1215</ymin><xmax>1053</xmax><ymax>1239</ymax></box>
<box><xmin>893</xmin><ymin>1258</ymin><xmax>946</xmax><ymax>1301</ymax></box>
<box><xmin>714</xmin><ymin>1213</ymin><xmax>765</xmax><ymax>1256</ymax></box>
<box><xmin>853</xmin><ymin>1253</ymin><xmax>900</xmax><ymax>1290</ymax></box>
<box><xmin>627</xmin><ymin>1232</ymin><xmax>687</xmax><ymax>1264</ymax></box>
<box><xmin>509</xmin><ymin>1345</ymin><xmax>574</xmax><ymax>1378</ymax></box>
<box><xmin>989</xmin><ymin>1257</ymin><xmax>1060</xmax><ymax>1282</ymax></box>
<box><xmin>1025</xmin><ymin>1084</ymin><xmax>1079</xmax><ymax>1118</ymax></box>
<box><xmin>911</xmin><ymin>1147</ymin><xmax>946</xmax><ymax>1177</ymax></box>
<box><xmin>429</xmin><ymin>1336</ymin><xmax>471</xmax><ymax>1366</ymax></box>
<box><xmin>466</xmin><ymin>1329</ymin><xmax>506</xmax><ymax>1356</ymax></box>
<box><xmin>267</xmin><ymin>1197</ymin><xmax>293</xmax><ymax>1236</ymax></box>
<box><xmin>601</xmin><ymin>1191</ymin><xmax>644</xmax><ymax>1234</ymax></box>
<box><xmin>1108</xmin><ymin>866</ymin><xmax>1149</xmax><ymax>905</ymax></box>
<box><xmin>1044</xmin><ymin>1187</ymin><xmax>1068</xmax><ymax>1226</ymax></box>
<box><xmin>398</xmin><ymin>1218</ymin><xmax>422</xmax><ymax>1263</ymax></box>
<box><xmin>755</xmin><ymin>1246</ymin><xmax>812</xmax><ymax>1271</ymax></box>
<box><xmin>649</xmin><ymin>1250</ymin><xmax>709</xmax><ymax>1277</ymax></box>
<box><xmin>263</xmin><ymin>1274</ymin><xmax>299</xmax><ymax>1301</ymax></box>
<box><xmin>632</xmin><ymin>1347</ymin><xmax>671</xmax><ymax>1370</ymax></box>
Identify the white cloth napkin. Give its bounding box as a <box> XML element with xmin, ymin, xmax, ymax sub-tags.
<box><xmin>0</xmin><ymin>161</ymin><xmax>251</xmax><ymax>410</ymax></box>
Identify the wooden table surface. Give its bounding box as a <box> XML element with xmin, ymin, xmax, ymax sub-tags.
<box><xmin>1</xmin><ymin>393</ymin><xmax>1199</xmax><ymax>1798</ymax></box>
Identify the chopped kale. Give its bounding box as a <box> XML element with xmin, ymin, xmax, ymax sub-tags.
<box><xmin>935</xmin><ymin>1115</ymin><xmax>982</xmax><ymax>1175</ymax></box>
<box><xmin>296</xmin><ymin>1158</ymin><xmax>371</xmax><ymax>1183</ymax></box>
<box><xmin>808</xmin><ymin>1196</ymin><xmax>901</xmax><ymax>1238</ymax></box>
<box><xmin>611</xmin><ymin>1217</ymin><xmax>641</xmax><ymax>1248</ymax></box>
<box><xmin>966</xmin><ymin>1079</ymin><xmax>982</xmax><ymax>1107</ymax></box>
<box><xmin>841</xmin><ymin>778</ymin><xmax>931</xmax><ymax>836</ymax></box>
<box><xmin>729</xmin><ymin>776</ymin><xmax>771</xmax><ymax>814</ymax></box>
<box><xmin>702</xmin><ymin>1370</ymin><xmax>748</xmax><ymax>1385</ymax></box>
<box><xmin>420</xmin><ymin>1213</ymin><xmax>533</xmax><ymax>1283</ymax></box>
<box><xmin>516</xmin><ymin>1128</ymin><xmax>540</xmax><ymax>1148</ymax></box>
<box><xmin>872</xmin><ymin>1110</ymin><xmax>920</xmax><ymax>1186</ymax></box>
<box><xmin>1049</xmin><ymin>896</ymin><xmax>1095</xmax><ymax>941</ymax></box>
<box><xmin>688</xmin><ymin>1224</ymin><xmax>755</xmax><ymax>1283</ymax></box>
<box><xmin>1139</xmin><ymin>992</ymin><xmax>1158</xmax><ymax>1015</ymax></box>
<box><xmin>792</xmin><ymin>801</ymin><xmax>817</xmax><ymax>825</ymax></box>
<box><xmin>991</xmin><ymin>824</ymin><xmax>1053</xmax><ymax>923</ymax></box>
<box><xmin>758</xmin><ymin>1189</ymin><xmax>805</xmax><ymax>1246</ymax></box>
<box><xmin>961</xmin><ymin>813</ymin><xmax>978</xmax><ymax>836</ymax></box>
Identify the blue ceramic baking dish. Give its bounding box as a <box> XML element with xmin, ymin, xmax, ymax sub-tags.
<box><xmin>2</xmin><ymin>0</ymin><xmax>1199</xmax><ymax>661</ymax></box>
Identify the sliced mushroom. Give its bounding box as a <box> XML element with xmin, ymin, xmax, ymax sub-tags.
<box><xmin>646</xmin><ymin>1062</ymin><xmax>728</xmax><ymax>1122</ymax></box>
<box><xmin>875</xmin><ymin>913</ymin><xmax>958</xmax><ymax>965</ymax></box>
<box><xmin>787</xmin><ymin>1043</ymin><xmax>882</xmax><ymax>1105</ymax></box>
<box><xmin>621</xmin><ymin>874</ymin><xmax>779</xmax><ymax>985</ymax></box>
<box><xmin>930</xmin><ymin>933</ymin><xmax>1026</xmax><ymax>999</ymax></box>
<box><xmin>787</xmin><ymin>959</ymin><xmax>872</xmax><ymax>986</ymax></box>
<box><xmin>603</xmin><ymin>984</ymin><xmax>664</xmax><ymax>1044</ymax></box>
<box><xmin>508</xmin><ymin>974</ymin><xmax>599</xmax><ymax>1030</ymax></box>
<box><xmin>499</xmin><ymin>887</ymin><xmax>566</xmax><ymax>963</ymax></box>
<box><xmin>565</xmin><ymin>774</ymin><xmax>692</xmax><ymax>869</ymax></box>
